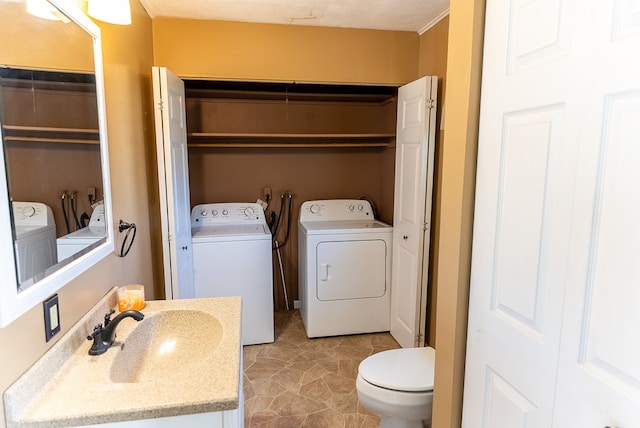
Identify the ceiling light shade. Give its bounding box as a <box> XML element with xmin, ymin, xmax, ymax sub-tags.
<box><xmin>26</xmin><ymin>0</ymin><xmax>70</xmax><ymax>22</ymax></box>
<box><xmin>87</xmin><ymin>0</ymin><xmax>132</xmax><ymax>25</ymax></box>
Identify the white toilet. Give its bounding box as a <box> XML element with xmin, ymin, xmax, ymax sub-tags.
<box><xmin>356</xmin><ymin>346</ymin><xmax>435</xmax><ymax>428</ymax></box>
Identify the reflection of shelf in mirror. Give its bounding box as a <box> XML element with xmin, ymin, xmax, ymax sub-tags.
<box><xmin>187</xmin><ymin>132</ymin><xmax>395</xmax><ymax>148</ymax></box>
<box><xmin>2</xmin><ymin>125</ymin><xmax>100</xmax><ymax>145</ymax></box>
<box><xmin>4</xmin><ymin>136</ymin><xmax>100</xmax><ymax>145</ymax></box>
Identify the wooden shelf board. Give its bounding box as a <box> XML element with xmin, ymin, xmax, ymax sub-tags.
<box><xmin>188</xmin><ymin>142</ymin><xmax>391</xmax><ymax>148</ymax></box>
<box><xmin>3</xmin><ymin>125</ymin><xmax>99</xmax><ymax>134</ymax></box>
<box><xmin>4</xmin><ymin>136</ymin><xmax>100</xmax><ymax>145</ymax></box>
<box><xmin>188</xmin><ymin>132</ymin><xmax>395</xmax><ymax>139</ymax></box>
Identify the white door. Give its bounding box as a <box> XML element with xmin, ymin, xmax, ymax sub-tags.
<box><xmin>152</xmin><ymin>66</ymin><xmax>194</xmax><ymax>300</ymax></box>
<box><xmin>390</xmin><ymin>76</ymin><xmax>437</xmax><ymax>348</ymax></box>
<box><xmin>463</xmin><ymin>0</ymin><xmax>640</xmax><ymax>426</ymax></box>
<box><xmin>552</xmin><ymin>1</ymin><xmax>640</xmax><ymax>425</ymax></box>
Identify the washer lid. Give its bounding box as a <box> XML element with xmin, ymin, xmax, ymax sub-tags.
<box><xmin>358</xmin><ymin>347</ymin><xmax>435</xmax><ymax>392</ymax></box>
<box><xmin>192</xmin><ymin>224</ymin><xmax>270</xmax><ymax>238</ymax></box>
<box><xmin>300</xmin><ymin>220</ymin><xmax>392</xmax><ymax>235</ymax></box>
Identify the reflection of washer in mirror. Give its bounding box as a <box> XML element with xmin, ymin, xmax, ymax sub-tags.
<box><xmin>56</xmin><ymin>203</ymin><xmax>105</xmax><ymax>262</ymax></box>
<box><xmin>12</xmin><ymin>202</ymin><xmax>57</xmax><ymax>288</ymax></box>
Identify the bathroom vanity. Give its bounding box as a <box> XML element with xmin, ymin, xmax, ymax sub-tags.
<box><xmin>3</xmin><ymin>288</ymin><xmax>243</xmax><ymax>428</ymax></box>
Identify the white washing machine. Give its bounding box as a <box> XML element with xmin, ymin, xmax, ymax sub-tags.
<box><xmin>12</xmin><ymin>202</ymin><xmax>57</xmax><ymax>286</ymax></box>
<box><xmin>191</xmin><ymin>202</ymin><xmax>274</xmax><ymax>345</ymax></box>
<box><xmin>56</xmin><ymin>203</ymin><xmax>106</xmax><ymax>262</ymax></box>
<box><xmin>298</xmin><ymin>199</ymin><xmax>393</xmax><ymax>338</ymax></box>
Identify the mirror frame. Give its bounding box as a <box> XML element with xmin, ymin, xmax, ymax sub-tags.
<box><xmin>0</xmin><ymin>0</ymin><xmax>113</xmax><ymax>327</ymax></box>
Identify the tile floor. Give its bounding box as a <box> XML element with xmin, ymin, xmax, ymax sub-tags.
<box><xmin>242</xmin><ymin>310</ymin><xmax>400</xmax><ymax>427</ymax></box>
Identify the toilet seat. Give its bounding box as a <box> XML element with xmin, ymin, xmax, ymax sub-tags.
<box><xmin>358</xmin><ymin>347</ymin><xmax>435</xmax><ymax>392</ymax></box>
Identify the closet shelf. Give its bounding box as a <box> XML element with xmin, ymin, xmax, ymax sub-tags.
<box><xmin>2</xmin><ymin>124</ymin><xmax>100</xmax><ymax>145</ymax></box>
<box><xmin>187</xmin><ymin>132</ymin><xmax>395</xmax><ymax>148</ymax></box>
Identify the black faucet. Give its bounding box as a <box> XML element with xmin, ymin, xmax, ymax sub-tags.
<box><xmin>86</xmin><ymin>309</ymin><xmax>144</xmax><ymax>355</ymax></box>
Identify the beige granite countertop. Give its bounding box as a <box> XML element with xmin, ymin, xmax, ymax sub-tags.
<box><xmin>3</xmin><ymin>288</ymin><xmax>242</xmax><ymax>428</ymax></box>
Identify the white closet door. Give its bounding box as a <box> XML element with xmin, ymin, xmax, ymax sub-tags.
<box><xmin>390</xmin><ymin>76</ymin><xmax>437</xmax><ymax>348</ymax></box>
<box><xmin>152</xmin><ymin>66</ymin><xmax>194</xmax><ymax>300</ymax></box>
<box><xmin>552</xmin><ymin>1</ymin><xmax>640</xmax><ymax>425</ymax></box>
<box><xmin>463</xmin><ymin>0</ymin><xmax>640</xmax><ymax>426</ymax></box>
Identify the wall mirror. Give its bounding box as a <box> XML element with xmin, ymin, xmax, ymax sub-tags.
<box><xmin>0</xmin><ymin>0</ymin><xmax>113</xmax><ymax>327</ymax></box>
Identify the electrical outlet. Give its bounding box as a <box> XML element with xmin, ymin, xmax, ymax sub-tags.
<box><xmin>43</xmin><ymin>294</ymin><xmax>60</xmax><ymax>342</ymax></box>
<box><xmin>263</xmin><ymin>187</ymin><xmax>272</xmax><ymax>202</ymax></box>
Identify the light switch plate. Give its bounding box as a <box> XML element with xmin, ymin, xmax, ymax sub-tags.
<box><xmin>43</xmin><ymin>294</ymin><xmax>60</xmax><ymax>342</ymax></box>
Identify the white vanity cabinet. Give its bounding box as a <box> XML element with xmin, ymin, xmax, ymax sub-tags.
<box><xmin>80</xmin><ymin>408</ymin><xmax>242</xmax><ymax>428</ymax></box>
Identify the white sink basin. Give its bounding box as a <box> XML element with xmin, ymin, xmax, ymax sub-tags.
<box><xmin>110</xmin><ymin>309</ymin><xmax>223</xmax><ymax>383</ymax></box>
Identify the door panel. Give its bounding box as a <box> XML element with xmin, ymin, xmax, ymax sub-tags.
<box><xmin>553</xmin><ymin>1</ymin><xmax>640</xmax><ymax>419</ymax></box>
<box><xmin>392</xmin><ymin>244</ymin><xmax>419</xmax><ymax>336</ymax></box>
<box><xmin>152</xmin><ymin>67</ymin><xmax>194</xmax><ymax>299</ymax></box>
<box><xmin>390</xmin><ymin>76</ymin><xmax>437</xmax><ymax>348</ymax></box>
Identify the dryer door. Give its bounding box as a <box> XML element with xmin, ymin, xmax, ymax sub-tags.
<box><xmin>316</xmin><ymin>239</ymin><xmax>387</xmax><ymax>300</ymax></box>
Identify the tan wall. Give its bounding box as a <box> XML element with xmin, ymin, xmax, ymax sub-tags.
<box><xmin>0</xmin><ymin>1</ymin><xmax>155</xmax><ymax>427</ymax></box>
<box><xmin>152</xmin><ymin>18</ymin><xmax>419</xmax><ymax>85</ymax></box>
<box><xmin>0</xmin><ymin>2</ymin><xmax>94</xmax><ymax>72</ymax></box>
<box><xmin>432</xmin><ymin>0</ymin><xmax>485</xmax><ymax>426</ymax></box>
<box><xmin>418</xmin><ymin>16</ymin><xmax>450</xmax><ymax>346</ymax></box>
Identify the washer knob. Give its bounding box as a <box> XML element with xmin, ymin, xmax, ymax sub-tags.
<box><xmin>222</xmin><ymin>209</ymin><xmax>229</xmax><ymax>216</ymax></box>
<box><xmin>357</xmin><ymin>204</ymin><xmax>364</xmax><ymax>211</ymax></box>
<box><xmin>348</xmin><ymin>204</ymin><xmax>355</xmax><ymax>211</ymax></box>
<box><xmin>310</xmin><ymin>204</ymin><xmax>321</xmax><ymax>214</ymax></box>
<box><xmin>21</xmin><ymin>206</ymin><xmax>36</xmax><ymax>217</ymax></box>
<box><xmin>212</xmin><ymin>209</ymin><xmax>218</xmax><ymax>216</ymax></box>
<box><xmin>244</xmin><ymin>206</ymin><xmax>255</xmax><ymax>217</ymax></box>
<box><xmin>200</xmin><ymin>209</ymin><xmax>208</xmax><ymax>217</ymax></box>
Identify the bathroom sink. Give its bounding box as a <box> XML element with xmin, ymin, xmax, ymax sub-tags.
<box><xmin>4</xmin><ymin>291</ymin><xmax>242</xmax><ymax>428</ymax></box>
<box><xmin>110</xmin><ymin>310</ymin><xmax>223</xmax><ymax>383</ymax></box>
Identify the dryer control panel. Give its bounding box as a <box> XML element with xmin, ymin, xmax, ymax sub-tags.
<box><xmin>191</xmin><ymin>202</ymin><xmax>266</xmax><ymax>225</ymax></box>
<box><xmin>299</xmin><ymin>199</ymin><xmax>374</xmax><ymax>222</ymax></box>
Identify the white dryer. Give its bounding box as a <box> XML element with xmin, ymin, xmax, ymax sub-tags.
<box><xmin>56</xmin><ymin>203</ymin><xmax>106</xmax><ymax>262</ymax></box>
<box><xmin>191</xmin><ymin>202</ymin><xmax>274</xmax><ymax>345</ymax></box>
<box><xmin>298</xmin><ymin>199</ymin><xmax>393</xmax><ymax>338</ymax></box>
<box><xmin>12</xmin><ymin>202</ymin><xmax>57</xmax><ymax>286</ymax></box>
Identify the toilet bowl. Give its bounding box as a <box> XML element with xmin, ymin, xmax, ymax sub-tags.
<box><xmin>356</xmin><ymin>347</ymin><xmax>435</xmax><ymax>428</ymax></box>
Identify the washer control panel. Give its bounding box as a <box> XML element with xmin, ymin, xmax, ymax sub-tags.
<box><xmin>191</xmin><ymin>202</ymin><xmax>266</xmax><ymax>225</ymax></box>
<box><xmin>299</xmin><ymin>199</ymin><xmax>374</xmax><ymax>222</ymax></box>
<box><xmin>12</xmin><ymin>202</ymin><xmax>55</xmax><ymax>226</ymax></box>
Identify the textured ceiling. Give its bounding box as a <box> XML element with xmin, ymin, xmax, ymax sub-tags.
<box><xmin>138</xmin><ymin>0</ymin><xmax>450</xmax><ymax>34</ymax></box>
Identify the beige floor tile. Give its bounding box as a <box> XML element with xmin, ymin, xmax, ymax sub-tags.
<box><xmin>270</xmin><ymin>391</ymin><xmax>327</xmax><ymax>416</ymax></box>
<box><xmin>300</xmin><ymin>408</ymin><xmax>345</xmax><ymax>427</ymax></box>
<box><xmin>323</xmin><ymin>372</ymin><xmax>356</xmax><ymax>394</ymax></box>
<box><xmin>250</xmin><ymin>377</ymin><xmax>288</xmax><ymax>396</ymax></box>
<box><xmin>243</xmin><ymin>310</ymin><xmax>397</xmax><ymax>427</ymax></box>
<box><xmin>300</xmin><ymin>363</ymin><xmax>330</xmax><ymax>385</ymax></box>
<box><xmin>299</xmin><ymin>377</ymin><xmax>331</xmax><ymax>400</ymax></box>
<box><xmin>325</xmin><ymin>391</ymin><xmax>359</xmax><ymax>414</ymax></box>
<box><xmin>245</xmin><ymin>358</ymin><xmax>288</xmax><ymax>381</ymax></box>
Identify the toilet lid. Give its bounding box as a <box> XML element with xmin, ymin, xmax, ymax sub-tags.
<box><xmin>358</xmin><ymin>347</ymin><xmax>435</xmax><ymax>392</ymax></box>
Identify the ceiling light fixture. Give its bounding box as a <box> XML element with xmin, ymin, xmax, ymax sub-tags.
<box><xmin>87</xmin><ymin>0</ymin><xmax>131</xmax><ymax>25</ymax></box>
